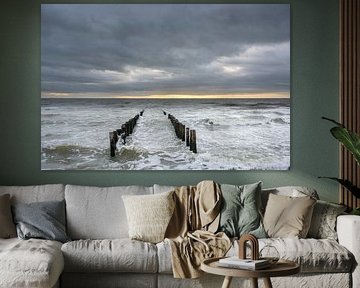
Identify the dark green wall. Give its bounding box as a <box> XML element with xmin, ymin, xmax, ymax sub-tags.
<box><xmin>0</xmin><ymin>0</ymin><xmax>340</xmax><ymax>202</ymax></box>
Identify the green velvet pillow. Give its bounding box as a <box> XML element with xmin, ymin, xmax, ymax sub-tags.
<box><xmin>217</xmin><ymin>182</ymin><xmax>267</xmax><ymax>238</ymax></box>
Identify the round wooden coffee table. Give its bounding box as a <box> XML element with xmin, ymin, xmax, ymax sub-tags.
<box><xmin>201</xmin><ymin>257</ymin><xmax>300</xmax><ymax>288</ymax></box>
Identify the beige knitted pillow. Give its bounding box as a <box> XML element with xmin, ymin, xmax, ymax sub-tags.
<box><xmin>122</xmin><ymin>191</ymin><xmax>175</xmax><ymax>243</ymax></box>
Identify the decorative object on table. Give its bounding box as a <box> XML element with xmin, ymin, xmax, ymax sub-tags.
<box><xmin>320</xmin><ymin>117</ymin><xmax>360</xmax><ymax>210</ymax></box>
<box><xmin>259</xmin><ymin>244</ymin><xmax>280</xmax><ymax>264</ymax></box>
<box><xmin>238</xmin><ymin>233</ymin><xmax>260</xmax><ymax>260</ymax></box>
<box><xmin>218</xmin><ymin>233</ymin><xmax>271</xmax><ymax>270</ymax></box>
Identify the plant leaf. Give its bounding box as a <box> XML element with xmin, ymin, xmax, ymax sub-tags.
<box><xmin>330</xmin><ymin>126</ymin><xmax>360</xmax><ymax>165</ymax></box>
<box><xmin>319</xmin><ymin>177</ymin><xmax>360</xmax><ymax>198</ymax></box>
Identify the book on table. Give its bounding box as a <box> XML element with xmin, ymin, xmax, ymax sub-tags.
<box><xmin>218</xmin><ymin>257</ymin><xmax>271</xmax><ymax>270</ymax></box>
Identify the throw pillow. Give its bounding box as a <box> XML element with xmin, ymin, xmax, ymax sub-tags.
<box><xmin>307</xmin><ymin>200</ymin><xmax>347</xmax><ymax>240</ymax></box>
<box><xmin>12</xmin><ymin>200</ymin><xmax>70</xmax><ymax>243</ymax></box>
<box><xmin>217</xmin><ymin>182</ymin><xmax>267</xmax><ymax>238</ymax></box>
<box><xmin>122</xmin><ymin>191</ymin><xmax>175</xmax><ymax>243</ymax></box>
<box><xmin>0</xmin><ymin>194</ymin><xmax>17</xmax><ymax>238</ymax></box>
<box><xmin>263</xmin><ymin>193</ymin><xmax>316</xmax><ymax>238</ymax></box>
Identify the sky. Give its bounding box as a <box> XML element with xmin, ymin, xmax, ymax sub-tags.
<box><xmin>41</xmin><ymin>4</ymin><xmax>290</xmax><ymax>99</ymax></box>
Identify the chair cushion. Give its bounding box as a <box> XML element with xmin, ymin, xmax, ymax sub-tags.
<box><xmin>61</xmin><ymin>239</ymin><xmax>158</xmax><ymax>273</ymax></box>
<box><xmin>0</xmin><ymin>238</ymin><xmax>63</xmax><ymax>288</ymax></box>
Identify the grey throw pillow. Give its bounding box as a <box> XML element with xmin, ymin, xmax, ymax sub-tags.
<box><xmin>217</xmin><ymin>182</ymin><xmax>267</xmax><ymax>238</ymax></box>
<box><xmin>307</xmin><ymin>200</ymin><xmax>347</xmax><ymax>240</ymax></box>
<box><xmin>12</xmin><ymin>200</ymin><xmax>70</xmax><ymax>243</ymax></box>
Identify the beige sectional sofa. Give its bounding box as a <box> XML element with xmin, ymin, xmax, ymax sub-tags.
<box><xmin>0</xmin><ymin>183</ymin><xmax>359</xmax><ymax>288</ymax></box>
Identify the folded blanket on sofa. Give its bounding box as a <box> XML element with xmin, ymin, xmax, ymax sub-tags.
<box><xmin>165</xmin><ymin>180</ymin><xmax>232</xmax><ymax>278</ymax></box>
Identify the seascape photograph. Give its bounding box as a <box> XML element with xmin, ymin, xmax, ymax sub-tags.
<box><xmin>41</xmin><ymin>4</ymin><xmax>290</xmax><ymax>170</ymax></box>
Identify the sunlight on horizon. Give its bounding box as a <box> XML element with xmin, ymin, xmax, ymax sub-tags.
<box><xmin>42</xmin><ymin>92</ymin><xmax>290</xmax><ymax>99</ymax></box>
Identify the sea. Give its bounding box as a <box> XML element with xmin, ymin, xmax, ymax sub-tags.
<box><xmin>41</xmin><ymin>98</ymin><xmax>290</xmax><ymax>170</ymax></box>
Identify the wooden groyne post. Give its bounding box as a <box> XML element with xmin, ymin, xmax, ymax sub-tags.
<box><xmin>109</xmin><ymin>110</ymin><xmax>144</xmax><ymax>157</ymax></box>
<box><xmin>109</xmin><ymin>131</ymin><xmax>118</xmax><ymax>157</ymax></box>
<box><xmin>165</xmin><ymin>112</ymin><xmax>197</xmax><ymax>153</ymax></box>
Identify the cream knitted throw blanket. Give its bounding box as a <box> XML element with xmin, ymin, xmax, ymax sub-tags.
<box><xmin>165</xmin><ymin>180</ymin><xmax>232</xmax><ymax>278</ymax></box>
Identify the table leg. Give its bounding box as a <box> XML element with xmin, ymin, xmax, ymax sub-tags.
<box><xmin>221</xmin><ymin>276</ymin><xmax>233</xmax><ymax>288</ymax></box>
<box><xmin>251</xmin><ymin>278</ymin><xmax>258</xmax><ymax>288</ymax></box>
<box><xmin>263</xmin><ymin>277</ymin><xmax>273</xmax><ymax>288</ymax></box>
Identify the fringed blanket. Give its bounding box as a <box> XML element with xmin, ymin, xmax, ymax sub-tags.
<box><xmin>165</xmin><ymin>180</ymin><xmax>232</xmax><ymax>278</ymax></box>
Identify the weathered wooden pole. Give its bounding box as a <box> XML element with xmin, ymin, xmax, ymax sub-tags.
<box><xmin>186</xmin><ymin>128</ymin><xmax>190</xmax><ymax>146</ymax></box>
<box><xmin>180</xmin><ymin>124</ymin><xmax>185</xmax><ymax>141</ymax></box>
<box><xmin>190</xmin><ymin>129</ymin><xmax>197</xmax><ymax>153</ymax></box>
<box><xmin>109</xmin><ymin>131</ymin><xmax>118</xmax><ymax>157</ymax></box>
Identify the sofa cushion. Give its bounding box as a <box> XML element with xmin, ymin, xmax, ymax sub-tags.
<box><xmin>217</xmin><ymin>182</ymin><xmax>266</xmax><ymax>238</ymax></box>
<box><xmin>257</xmin><ymin>238</ymin><xmax>354</xmax><ymax>273</ymax></box>
<box><xmin>157</xmin><ymin>237</ymin><xmax>353</xmax><ymax>274</ymax></box>
<box><xmin>65</xmin><ymin>185</ymin><xmax>153</xmax><ymax>239</ymax></box>
<box><xmin>0</xmin><ymin>194</ymin><xmax>16</xmax><ymax>238</ymax></box>
<box><xmin>12</xmin><ymin>200</ymin><xmax>70</xmax><ymax>243</ymax></box>
<box><xmin>308</xmin><ymin>200</ymin><xmax>347</xmax><ymax>240</ymax></box>
<box><xmin>261</xmin><ymin>186</ymin><xmax>319</xmax><ymax>212</ymax></box>
<box><xmin>61</xmin><ymin>239</ymin><xmax>158</xmax><ymax>273</ymax></box>
<box><xmin>263</xmin><ymin>193</ymin><xmax>316</xmax><ymax>238</ymax></box>
<box><xmin>122</xmin><ymin>191</ymin><xmax>175</xmax><ymax>243</ymax></box>
<box><xmin>0</xmin><ymin>184</ymin><xmax>65</xmax><ymax>204</ymax></box>
<box><xmin>0</xmin><ymin>238</ymin><xmax>64</xmax><ymax>288</ymax></box>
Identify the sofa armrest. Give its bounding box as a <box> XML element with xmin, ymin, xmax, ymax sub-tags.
<box><xmin>337</xmin><ymin>215</ymin><xmax>360</xmax><ymax>288</ymax></box>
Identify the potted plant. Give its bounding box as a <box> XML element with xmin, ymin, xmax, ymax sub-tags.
<box><xmin>320</xmin><ymin>117</ymin><xmax>360</xmax><ymax>215</ymax></box>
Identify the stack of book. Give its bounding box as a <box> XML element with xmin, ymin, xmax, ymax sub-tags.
<box><xmin>218</xmin><ymin>257</ymin><xmax>271</xmax><ymax>270</ymax></box>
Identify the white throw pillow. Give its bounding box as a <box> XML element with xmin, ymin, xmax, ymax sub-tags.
<box><xmin>122</xmin><ymin>191</ymin><xmax>175</xmax><ymax>243</ymax></box>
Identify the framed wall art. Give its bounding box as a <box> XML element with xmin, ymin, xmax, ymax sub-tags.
<box><xmin>41</xmin><ymin>4</ymin><xmax>290</xmax><ymax>170</ymax></box>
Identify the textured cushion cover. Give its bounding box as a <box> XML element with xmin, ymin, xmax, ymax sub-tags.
<box><xmin>308</xmin><ymin>200</ymin><xmax>347</xmax><ymax>240</ymax></box>
<box><xmin>256</xmin><ymin>238</ymin><xmax>353</xmax><ymax>273</ymax></box>
<box><xmin>263</xmin><ymin>193</ymin><xmax>316</xmax><ymax>238</ymax></box>
<box><xmin>65</xmin><ymin>185</ymin><xmax>153</xmax><ymax>240</ymax></box>
<box><xmin>0</xmin><ymin>238</ymin><xmax>64</xmax><ymax>288</ymax></box>
<box><xmin>217</xmin><ymin>182</ymin><xmax>266</xmax><ymax>238</ymax></box>
<box><xmin>122</xmin><ymin>191</ymin><xmax>175</xmax><ymax>243</ymax></box>
<box><xmin>0</xmin><ymin>184</ymin><xmax>65</xmax><ymax>204</ymax></box>
<box><xmin>0</xmin><ymin>194</ymin><xmax>16</xmax><ymax>238</ymax></box>
<box><xmin>12</xmin><ymin>200</ymin><xmax>70</xmax><ymax>243</ymax></box>
<box><xmin>62</xmin><ymin>239</ymin><xmax>158</xmax><ymax>273</ymax></box>
<box><xmin>158</xmin><ymin>237</ymin><xmax>353</xmax><ymax>274</ymax></box>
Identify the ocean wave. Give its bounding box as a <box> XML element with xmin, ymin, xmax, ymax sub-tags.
<box><xmin>42</xmin><ymin>144</ymin><xmax>101</xmax><ymax>157</ymax></box>
<box><xmin>115</xmin><ymin>145</ymin><xmax>149</xmax><ymax>162</ymax></box>
<box><xmin>269</xmin><ymin>117</ymin><xmax>289</xmax><ymax>124</ymax></box>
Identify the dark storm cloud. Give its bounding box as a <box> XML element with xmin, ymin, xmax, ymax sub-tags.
<box><xmin>41</xmin><ymin>4</ymin><xmax>290</xmax><ymax>96</ymax></box>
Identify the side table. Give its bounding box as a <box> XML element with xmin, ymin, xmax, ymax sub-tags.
<box><xmin>201</xmin><ymin>257</ymin><xmax>300</xmax><ymax>288</ymax></box>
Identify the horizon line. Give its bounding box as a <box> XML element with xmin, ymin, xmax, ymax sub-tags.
<box><xmin>41</xmin><ymin>92</ymin><xmax>290</xmax><ymax>99</ymax></box>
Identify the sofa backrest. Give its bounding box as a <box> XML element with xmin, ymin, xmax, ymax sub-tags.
<box><xmin>65</xmin><ymin>184</ymin><xmax>154</xmax><ymax>240</ymax></box>
<box><xmin>0</xmin><ymin>184</ymin><xmax>65</xmax><ymax>204</ymax></box>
